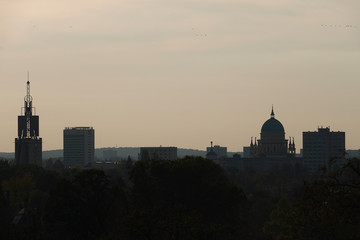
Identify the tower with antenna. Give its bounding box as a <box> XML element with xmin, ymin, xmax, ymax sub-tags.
<box><xmin>15</xmin><ymin>79</ymin><xmax>42</xmax><ymax>165</ymax></box>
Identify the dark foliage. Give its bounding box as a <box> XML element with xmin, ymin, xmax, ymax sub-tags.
<box><xmin>3</xmin><ymin>157</ymin><xmax>359</xmax><ymax>240</ymax></box>
<box><xmin>264</xmin><ymin>158</ymin><xmax>360</xmax><ymax>240</ymax></box>
<box><xmin>44</xmin><ymin>169</ymin><xmax>127</xmax><ymax>240</ymax></box>
<box><xmin>123</xmin><ymin>156</ymin><xmax>248</xmax><ymax>240</ymax></box>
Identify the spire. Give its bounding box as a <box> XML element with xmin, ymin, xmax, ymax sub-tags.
<box><xmin>271</xmin><ymin>105</ymin><xmax>275</xmax><ymax>118</ymax></box>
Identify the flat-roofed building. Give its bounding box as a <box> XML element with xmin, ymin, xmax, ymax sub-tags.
<box><xmin>303</xmin><ymin>127</ymin><xmax>345</xmax><ymax>175</ymax></box>
<box><xmin>206</xmin><ymin>144</ymin><xmax>227</xmax><ymax>158</ymax></box>
<box><xmin>64</xmin><ymin>127</ymin><xmax>95</xmax><ymax>168</ymax></box>
<box><xmin>139</xmin><ymin>147</ymin><xmax>177</xmax><ymax>161</ymax></box>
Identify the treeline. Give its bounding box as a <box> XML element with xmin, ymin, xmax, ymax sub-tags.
<box><xmin>0</xmin><ymin>157</ymin><xmax>360</xmax><ymax>240</ymax></box>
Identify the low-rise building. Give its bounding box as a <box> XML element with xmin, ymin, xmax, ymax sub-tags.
<box><xmin>139</xmin><ymin>147</ymin><xmax>177</xmax><ymax>161</ymax></box>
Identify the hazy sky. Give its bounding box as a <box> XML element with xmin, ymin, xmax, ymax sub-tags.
<box><xmin>1</xmin><ymin>0</ymin><xmax>359</xmax><ymax>152</ymax></box>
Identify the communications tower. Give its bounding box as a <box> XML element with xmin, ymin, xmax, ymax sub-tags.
<box><xmin>15</xmin><ymin>80</ymin><xmax>42</xmax><ymax>165</ymax></box>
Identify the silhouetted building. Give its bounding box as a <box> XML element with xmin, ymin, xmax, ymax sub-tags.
<box><xmin>206</xmin><ymin>141</ymin><xmax>218</xmax><ymax>160</ymax></box>
<box><xmin>139</xmin><ymin>147</ymin><xmax>177</xmax><ymax>161</ymax></box>
<box><xmin>206</xmin><ymin>143</ymin><xmax>227</xmax><ymax>158</ymax></box>
<box><xmin>303</xmin><ymin>127</ymin><xmax>345</xmax><ymax>175</ymax></box>
<box><xmin>243</xmin><ymin>146</ymin><xmax>251</xmax><ymax>158</ymax></box>
<box><xmin>15</xmin><ymin>81</ymin><xmax>42</xmax><ymax>166</ymax></box>
<box><xmin>94</xmin><ymin>161</ymin><xmax>117</xmax><ymax>170</ymax></box>
<box><xmin>215</xmin><ymin>107</ymin><xmax>301</xmax><ymax>172</ymax></box>
<box><xmin>64</xmin><ymin>127</ymin><xmax>95</xmax><ymax>168</ymax></box>
<box><xmin>250</xmin><ymin>107</ymin><xmax>296</xmax><ymax>158</ymax></box>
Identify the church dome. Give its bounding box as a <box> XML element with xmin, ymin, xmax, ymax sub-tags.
<box><xmin>261</xmin><ymin>107</ymin><xmax>285</xmax><ymax>134</ymax></box>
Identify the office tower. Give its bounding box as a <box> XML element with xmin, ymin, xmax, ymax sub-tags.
<box><xmin>139</xmin><ymin>147</ymin><xmax>177</xmax><ymax>161</ymax></box>
<box><xmin>63</xmin><ymin>127</ymin><xmax>95</xmax><ymax>168</ymax></box>
<box><xmin>15</xmin><ymin>81</ymin><xmax>42</xmax><ymax>165</ymax></box>
<box><xmin>303</xmin><ymin>127</ymin><xmax>345</xmax><ymax>175</ymax></box>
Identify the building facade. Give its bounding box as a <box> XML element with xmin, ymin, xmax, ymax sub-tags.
<box><xmin>63</xmin><ymin>127</ymin><xmax>95</xmax><ymax>168</ymax></box>
<box><xmin>15</xmin><ymin>81</ymin><xmax>42</xmax><ymax>166</ymax></box>
<box><xmin>214</xmin><ymin>107</ymin><xmax>301</xmax><ymax>172</ymax></box>
<box><xmin>206</xmin><ymin>143</ymin><xmax>227</xmax><ymax>159</ymax></box>
<box><xmin>303</xmin><ymin>127</ymin><xmax>345</xmax><ymax>175</ymax></box>
<box><xmin>139</xmin><ymin>147</ymin><xmax>177</xmax><ymax>161</ymax></box>
<box><xmin>243</xmin><ymin>147</ymin><xmax>251</xmax><ymax>158</ymax></box>
<box><xmin>250</xmin><ymin>107</ymin><xmax>295</xmax><ymax>158</ymax></box>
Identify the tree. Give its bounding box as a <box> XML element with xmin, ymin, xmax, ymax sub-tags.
<box><xmin>264</xmin><ymin>158</ymin><xmax>360</xmax><ymax>240</ymax></box>
<box><xmin>44</xmin><ymin>169</ymin><xmax>127</xmax><ymax>240</ymax></box>
<box><xmin>0</xmin><ymin>190</ymin><xmax>12</xmax><ymax>240</ymax></box>
<box><xmin>123</xmin><ymin>157</ymin><xmax>248</xmax><ymax>240</ymax></box>
<box><xmin>2</xmin><ymin>173</ymin><xmax>35</xmax><ymax>215</ymax></box>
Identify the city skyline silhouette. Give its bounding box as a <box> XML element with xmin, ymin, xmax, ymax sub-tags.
<box><xmin>1</xmin><ymin>0</ymin><xmax>359</xmax><ymax>152</ymax></box>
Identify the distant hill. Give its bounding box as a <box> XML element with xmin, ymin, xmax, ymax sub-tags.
<box><xmin>0</xmin><ymin>150</ymin><xmax>64</xmax><ymax>160</ymax></box>
<box><xmin>0</xmin><ymin>147</ymin><xmax>242</xmax><ymax>160</ymax></box>
<box><xmin>0</xmin><ymin>152</ymin><xmax>14</xmax><ymax>159</ymax></box>
<box><xmin>96</xmin><ymin>147</ymin><xmax>208</xmax><ymax>160</ymax></box>
<box><xmin>0</xmin><ymin>147</ymin><xmax>207</xmax><ymax>160</ymax></box>
<box><xmin>347</xmin><ymin>149</ymin><xmax>360</xmax><ymax>158</ymax></box>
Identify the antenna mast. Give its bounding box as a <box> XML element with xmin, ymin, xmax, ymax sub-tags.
<box><xmin>15</xmin><ymin>73</ymin><xmax>42</xmax><ymax>165</ymax></box>
<box><xmin>24</xmin><ymin>73</ymin><xmax>33</xmax><ymax>138</ymax></box>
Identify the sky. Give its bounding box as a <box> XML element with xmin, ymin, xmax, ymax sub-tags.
<box><xmin>1</xmin><ymin>0</ymin><xmax>359</xmax><ymax>152</ymax></box>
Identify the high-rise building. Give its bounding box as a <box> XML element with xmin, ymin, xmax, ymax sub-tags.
<box><xmin>63</xmin><ymin>127</ymin><xmax>95</xmax><ymax>168</ymax></box>
<box><xmin>303</xmin><ymin>127</ymin><xmax>345</xmax><ymax>175</ymax></box>
<box><xmin>15</xmin><ymin>81</ymin><xmax>42</xmax><ymax>166</ymax></box>
<box><xmin>139</xmin><ymin>147</ymin><xmax>177</xmax><ymax>161</ymax></box>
